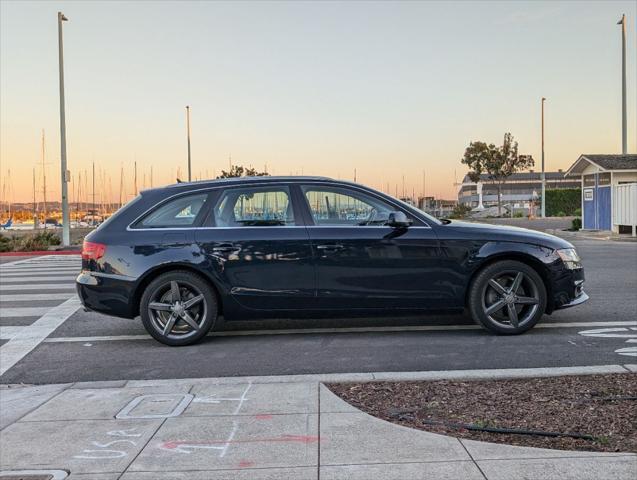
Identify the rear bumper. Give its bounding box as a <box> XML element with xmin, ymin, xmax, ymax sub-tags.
<box><xmin>76</xmin><ymin>271</ymin><xmax>137</xmax><ymax>318</ymax></box>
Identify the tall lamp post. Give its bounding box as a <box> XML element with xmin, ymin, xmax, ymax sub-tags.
<box><xmin>186</xmin><ymin>106</ymin><xmax>192</xmax><ymax>181</ymax></box>
<box><xmin>541</xmin><ymin>97</ymin><xmax>546</xmax><ymax>218</ymax></box>
<box><xmin>618</xmin><ymin>14</ymin><xmax>627</xmax><ymax>154</ymax></box>
<box><xmin>58</xmin><ymin>12</ymin><xmax>70</xmax><ymax>246</ymax></box>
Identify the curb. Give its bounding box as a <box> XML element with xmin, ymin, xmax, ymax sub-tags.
<box><xmin>4</xmin><ymin>364</ymin><xmax>629</xmax><ymax>390</ymax></box>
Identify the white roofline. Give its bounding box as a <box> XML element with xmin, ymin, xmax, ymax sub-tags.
<box><xmin>566</xmin><ymin>155</ymin><xmax>637</xmax><ymax>176</ymax></box>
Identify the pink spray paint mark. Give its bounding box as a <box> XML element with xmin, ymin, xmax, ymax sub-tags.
<box><xmin>255</xmin><ymin>414</ymin><xmax>273</xmax><ymax>420</ymax></box>
<box><xmin>238</xmin><ymin>460</ymin><xmax>256</xmax><ymax>468</ymax></box>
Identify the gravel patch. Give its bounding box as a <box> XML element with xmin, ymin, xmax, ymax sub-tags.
<box><xmin>328</xmin><ymin>373</ymin><xmax>637</xmax><ymax>453</ymax></box>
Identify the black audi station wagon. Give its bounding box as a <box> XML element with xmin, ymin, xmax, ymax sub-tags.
<box><xmin>77</xmin><ymin>176</ymin><xmax>588</xmax><ymax>346</ymax></box>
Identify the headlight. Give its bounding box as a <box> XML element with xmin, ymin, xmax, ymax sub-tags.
<box><xmin>557</xmin><ymin>248</ymin><xmax>582</xmax><ymax>270</ymax></box>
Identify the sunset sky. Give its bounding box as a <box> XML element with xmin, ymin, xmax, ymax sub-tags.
<box><xmin>1</xmin><ymin>0</ymin><xmax>635</xmax><ymax>204</ymax></box>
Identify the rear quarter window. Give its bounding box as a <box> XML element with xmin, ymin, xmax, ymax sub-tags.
<box><xmin>133</xmin><ymin>193</ymin><xmax>210</xmax><ymax>229</ymax></box>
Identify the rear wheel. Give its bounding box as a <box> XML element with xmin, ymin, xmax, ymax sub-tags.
<box><xmin>140</xmin><ymin>271</ymin><xmax>217</xmax><ymax>346</ymax></box>
<box><xmin>468</xmin><ymin>260</ymin><xmax>547</xmax><ymax>334</ymax></box>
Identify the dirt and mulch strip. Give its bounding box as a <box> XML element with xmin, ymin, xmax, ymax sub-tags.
<box><xmin>327</xmin><ymin>373</ymin><xmax>637</xmax><ymax>453</ymax></box>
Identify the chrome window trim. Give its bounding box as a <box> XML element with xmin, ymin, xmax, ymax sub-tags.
<box><xmin>125</xmin><ymin>225</ymin><xmax>433</xmax><ymax>232</ymax></box>
<box><xmin>126</xmin><ymin>180</ymin><xmax>435</xmax><ymax>231</ymax></box>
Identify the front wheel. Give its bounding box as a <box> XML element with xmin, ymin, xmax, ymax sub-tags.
<box><xmin>468</xmin><ymin>260</ymin><xmax>547</xmax><ymax>334</ymax></box>
<box><xmin>140</xmin><ymin>271</ymin><xmax>217</xmax><ymax>346</ymax></box>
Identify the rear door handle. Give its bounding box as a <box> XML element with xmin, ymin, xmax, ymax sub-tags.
<box><xmin>212</xmin><ymin>243</ymin><xmax>239</xmax><ymax>253</ymax></box>
<box><xmin>316</xmin><ymin>243</ymin><xmax>345</xmax><ymax>251</ymax></box>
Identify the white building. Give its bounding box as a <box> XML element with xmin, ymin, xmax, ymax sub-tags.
<box><xmin>565</xmin><ymin>154</ymin><xmax>637</xmax><ymax>235</ymax></box>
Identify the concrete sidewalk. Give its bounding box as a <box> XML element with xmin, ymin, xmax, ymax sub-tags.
<box><xmin>1</xmin><ymin>371</ymin><xmax>636</xmax><ymax>479</ymax></box>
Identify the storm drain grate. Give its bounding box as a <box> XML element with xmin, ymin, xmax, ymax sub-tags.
<box><xmin>0</xmin><ymin>470</ymin><xmax>67</xmax><ymax>480</ymax></box>
<box><xmin>0</xmin><ymin>471</ymin><xmax>67</xmax><ymax>480</ymax></box>
<box><xmin>0</xmin><ymin>476</ymin><xmax>54</xmax><ymax>480</ymax></box>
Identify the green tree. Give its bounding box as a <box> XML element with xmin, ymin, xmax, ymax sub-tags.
<box><xmin>461</xmin><ymin>132</ymin><xmax>534</xmax><ymax>216</ymax></box>
<box><xmin>216</xmin><ymin>165</ymin><xmax>269</xmax><ymax>179</ymax></box>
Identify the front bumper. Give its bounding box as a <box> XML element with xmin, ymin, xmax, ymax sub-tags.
<box><xmin>550</xmin><ymin>265</ymin><xmax>587</xmax><ymax>311</ymax></box>
<box><xmin>555</xmin><ymin>289</ymin><xmax>589</xmax><ymax>309</ymax></box>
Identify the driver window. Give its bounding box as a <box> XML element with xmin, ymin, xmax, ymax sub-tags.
<box><xmin>302</xmin><ymin>186</ymin><xmax>393</xmax><ymax>226</ymax></box>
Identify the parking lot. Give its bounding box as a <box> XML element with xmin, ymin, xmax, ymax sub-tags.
<box><xmin>1</xmin><ymin>239</ymin><xmax>636</xmax><ymax>385</ymax></box>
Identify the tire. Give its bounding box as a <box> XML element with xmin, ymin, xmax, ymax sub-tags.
<box><xmin>468</xmin><ymin>260</ymin><xmax>547</xmax><ymax>335</ymax></box>
<box><xmin>140</xmin><ymin>270</ymin><xmax>217</xmax><ymax>346</ymax></box>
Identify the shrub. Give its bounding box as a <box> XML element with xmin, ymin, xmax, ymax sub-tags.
<box><xmin>545</xmin><ymin>189</ymin><xmax>581</xmax><ymax>217</ymax></box>
<box><xmin>0</xmin><ymin>235</ymin><xmax>12</xmax><ymax>252</ymax></box>
<box><xmin>21</xmin><ymin>231</ymin><xmax>61</xmax><ymax>251</ymax></box>
<box><xmin>513</xmin><ymin>211</ymin><xmax>524</xmax><ymax>218</ymax></box>
<box><xmin>571</xmin><ymin>218</ymin><xmax>582</xmax><ymax>231</ymax></box>
<box><xmin>448</xmin><ymin>204</ymin><xmax>472</xmax><ymax>219</ymax></box>
<box><xmin>0</xmin><ymin>231</ymin><xmax>61</xmax><ymax>252</ymax></box>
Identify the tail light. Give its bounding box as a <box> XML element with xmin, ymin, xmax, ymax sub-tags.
<box><xmin>82</xmin><ymin>241</ymin><xmax>106</xmax><ymax>261</ymax></box>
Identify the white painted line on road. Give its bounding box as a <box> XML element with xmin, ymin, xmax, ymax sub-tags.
<box><xmin>0</xmin><ymin>284</ymin><xmax>76</xmax><ymax>291</ymax></box>
<box><xmin>0</xmin><ymin>295</ymin><xmax>82</xmax><ymax>376</ymax></box>
<box><xmin>0</xmin><ymin>268</ymin><xmax>79</xmax><ymax>273</ymax></box>
<box><xmin>0</xmin><ymin>306</ymin><xmax>53</xmax><ymax>317</ymax></box>
<box><xmin>42</xmin><ymin>320</ymin><xmax>637</xmax><ymax>343</ymax></box>
<box><xmin>0</xmin><ymin>326</ymin><xmax>24</xmax><ymax>340</ymax></box>
<box><xmin>0</xmin><ymin>256</ymin><xmax>48</xmax><ymax>267</ymax></box>
<box><xmin>0</xmin><ymin>270</ymin><xmax>80</xmax><ymax>282</ymax></box>
<box><xmin>45</xmin><ymin>334</ymin><xmax>149</xmax><ymax>342</ymax></box>
<box><xmin>0</xmin><ymin>276</ymin><xmax>77</xmax><ymax>283</ymax></box>
<box><xmin>0</xmin><ymin>293</ymin><xmax>74</xmax><ymax>302</ymax></box>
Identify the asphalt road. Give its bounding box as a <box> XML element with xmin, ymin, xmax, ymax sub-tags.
<box><xmin>1</xmin><ymin>239</ymin><xmax>636</xmax><ymax>384</ymax></box>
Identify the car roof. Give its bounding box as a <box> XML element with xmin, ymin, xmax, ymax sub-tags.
<box><xmin>142</xmin><ymin>175</ymin><xmax>337</xmax><ymax>194</ymax></box>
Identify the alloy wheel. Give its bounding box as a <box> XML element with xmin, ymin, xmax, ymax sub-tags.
<box><xmin>148</xmin><ymin>280</ymin><xmax>207</xmax><ymax>339</ymax></box>
<box><xmin>481</xmin><ymin>271</ymin><xmax>540</xmax><ymax>328</ymax></box>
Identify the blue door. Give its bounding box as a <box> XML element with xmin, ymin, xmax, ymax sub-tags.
<box><xmin>583</xmin><ymin>187</ymin><xmax>595</xmax><ymax>229</ymax></box>
<box><xmin>597</xmin><ymin>186</ymin><xmax>611</xmax><ymax>230</ymax></box>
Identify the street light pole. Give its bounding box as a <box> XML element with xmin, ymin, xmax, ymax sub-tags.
<box><xmin>541</xmin><ymin>97</ymin><xmax>546</xmax><ymax>218</ymax></box>
<box><xmin>618</xmin><ymin>14</ymin><xmax>627</xmax><ymax>154</ymax></box>
<box><xmin>57</xmin><ymin>11</ymin><xmax>70</xmax><ymax>245</ymax></box>
<box><xmin>186</xmin><ymin>106</ymin><xmax>192</xmax><ymax>182</ymax></box>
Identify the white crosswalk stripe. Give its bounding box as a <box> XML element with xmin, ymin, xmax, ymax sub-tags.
<box><xmin>1</xmin><ymin>254</ymin><xmax>83</xmax><ymax>376</ymax></box>
<box><xmin>0</xmin><ymin>293</ymin><xmax>75</xmax><ymax>302</ymax></box>
<box><xmin>1</xmin><ymin>306</ymin><xmax>54</xmax><ymax>317</ymax></box>
<box><xmin>0</xmin><ymin>272</ymin><xmax>79</xmax><ymax>285</ymax></box>
<box><xmin>0</xmin><ymin>284</ymin><xmax>76</xmax><ymax>291</ymax></box>
<box><xmin>1</xmin><ymin>267</ymin><xmax>79</xmax><ymax>273</ymax></box>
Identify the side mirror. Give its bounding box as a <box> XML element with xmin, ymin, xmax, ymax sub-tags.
<box><xmin>387</xmin><ymin>211</ymin><xmax>412</xmax><ymax>228</ymax></box>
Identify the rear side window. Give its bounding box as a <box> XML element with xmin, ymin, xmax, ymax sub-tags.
<box><xmin>213</xmin><ymin>186</ymin><xmax>294</xmax><ymax>227</ymax></box>
<box><xmin>135</xmin><ymin>193</ymin><xmax>209</xmax><ymax>228</ymax></box>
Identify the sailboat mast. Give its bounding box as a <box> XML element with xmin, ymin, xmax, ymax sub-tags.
<box><xmin>33</xmin><ymin>168</ymin><xmax>37</xmax><ymax>227</ymax></box>
<box><xmin>119</xmin><ymin>165</ymin><xmax>124</xmax><ymax>209</ymax></box>
<box><xmin>92</xmin><ymin>162</ymin><xmax>96</xmax><ymax>220</ymax></box>
<box><xmin>41</xmin><ymin>130</ymin><xmax>47</xmax><ymax>227</ymax></box>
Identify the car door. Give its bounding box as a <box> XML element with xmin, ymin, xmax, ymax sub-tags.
<box><xmin>194</xmin><ymin>183</ymin><xmax>314</xmax><ymax>311</ymax></box>
<box><xmin>298</xmin><ymin>183</ymin><xmax>444</xmax><ymax>310</ymax></box>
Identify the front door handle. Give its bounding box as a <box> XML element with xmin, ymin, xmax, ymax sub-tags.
<box><xmin>212</xmin><ymin>243</ymin><xmax>239</xmax><ymax>253</ymax></box>
<box><xmin>316</xmin><ymin>243</ymin><xmax>345</xmax><ymax>251</ymax></box>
